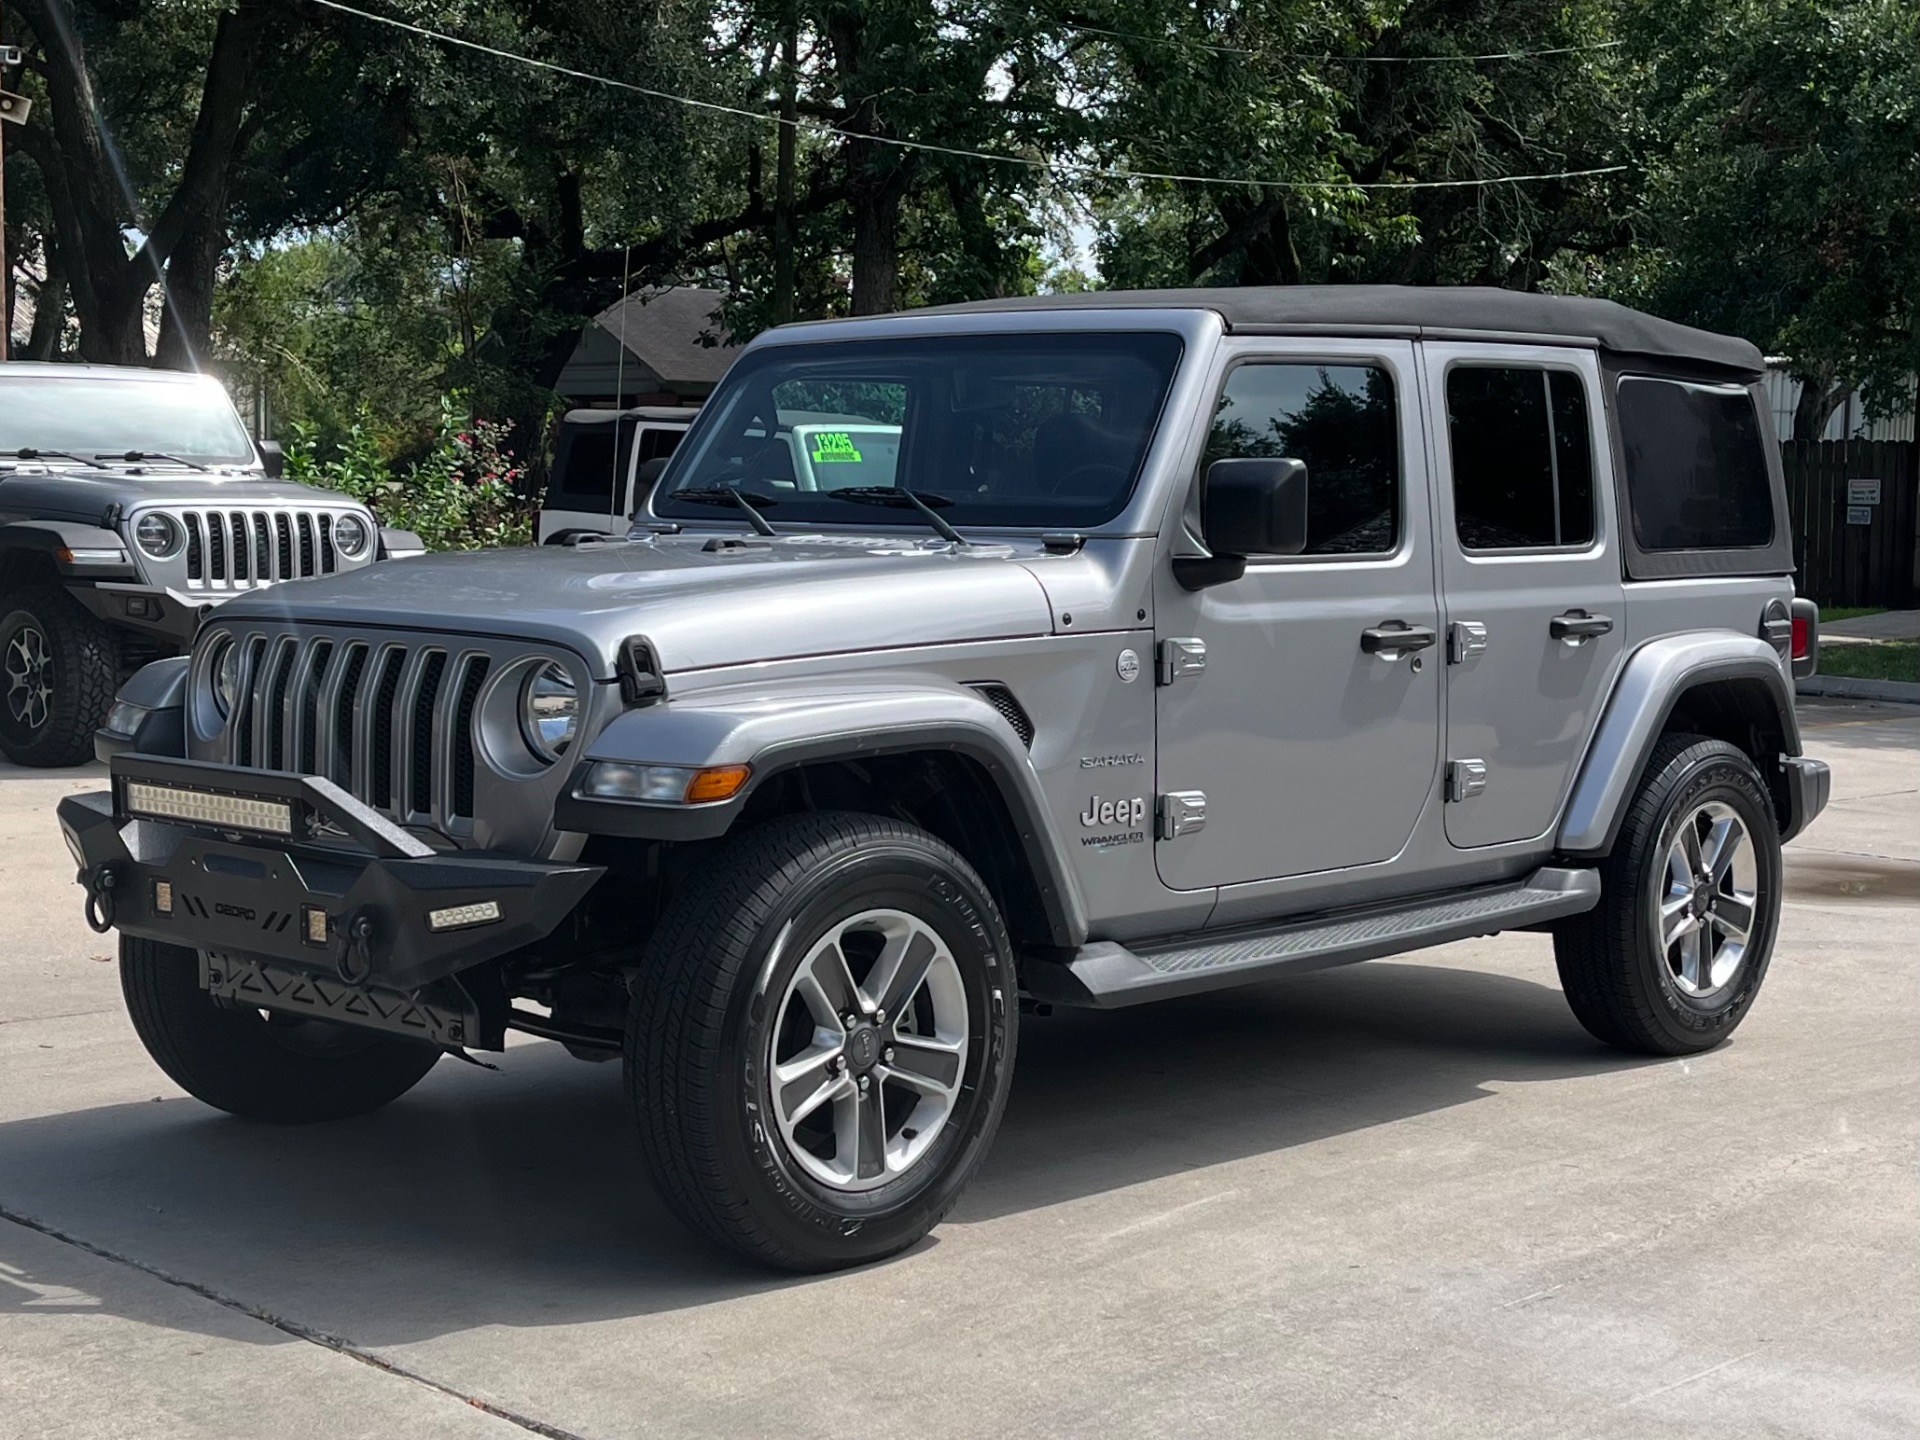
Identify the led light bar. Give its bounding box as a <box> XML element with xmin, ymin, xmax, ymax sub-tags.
<box><xmin>427</xmin><ymin>900</ymin><xmax>502</xmax><ymax>932</ymax></box>
<box><xmin>124</xmin><ymin>781</ymin><xmax>293</xmax><ymax>836</ymax></box>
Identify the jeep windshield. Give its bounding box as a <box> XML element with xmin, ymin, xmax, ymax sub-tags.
<box><xmin>0</xmin><ymin>373</ymin><xmax>258</xmax><ymax>467</ymax></box>
<box><xmin>653</xmin><ymin>331</ymin><xmax>1183</xmax><ymax>530</ymax></box>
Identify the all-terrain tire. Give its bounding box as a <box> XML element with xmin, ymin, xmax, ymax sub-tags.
<box><xmin>627</xmin><ymin>811</ymin><xmax>1018</xmax><ymax>1272</ymax></box>
<box><xmin>1554</xmin><ymin>733</ymin><xmax>1783</xmax><ymax>1055</ymax></box>
<box><xmin>0</xmin><ymin>587</ymin><xmax>119</xmax><ymax>768</ymax></box>
<box><xmin>120</xmin><ymin>936</ymin><xmax>442</xmax><ymax>1122</ymax></box>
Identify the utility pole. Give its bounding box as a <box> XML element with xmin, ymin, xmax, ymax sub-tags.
<box><xmin>771</xmin><ymin>4</ymin><xmax>797</xmax><ymax>326</ymax></box>
<box><xmin>0</xmin><ymin>18</ymin><xmax>12</xmax><ymax>362</ymax></box>
<box><xmin>0</xmin><ymin>23</ymin><xmax>27</xmax><ymax>363</ymax></box>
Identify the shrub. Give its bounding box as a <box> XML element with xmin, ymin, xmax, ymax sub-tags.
<box><xmin>286</xmin><ymin>398</ymin><xmax>534</xmax><ymax>551</ymax></box>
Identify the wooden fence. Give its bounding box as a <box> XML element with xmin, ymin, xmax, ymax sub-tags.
<box><xmin>1781</xmin><ymin>440</ymin><xmax>1919</xmax><ymax>609</ymax></box>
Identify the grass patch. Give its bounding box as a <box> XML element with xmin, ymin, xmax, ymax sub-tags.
<box><xmin>1820</xmin><ymin>606</ymin><xmax>1889</xmax><ymax>623</ymax></box>
<box><xmin>1817</xmin><ymin>641</ymin><xmax>1920</xmax><ymax>684</ymax></box>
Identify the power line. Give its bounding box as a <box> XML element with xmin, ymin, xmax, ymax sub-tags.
<box><xmin>309</xmin><ymin>0</ymin><xmax>1627</xmax><ymax>194</ymax></box>
<box><xmin>1063</xmin><ymin>22</ymin><xmax>1623</xmax><ymax>63</ymax></box>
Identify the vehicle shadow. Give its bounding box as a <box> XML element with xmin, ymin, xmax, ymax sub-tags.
<box><xmin>0</xmin><ymin>951</ymin><xmax>1654</xmax><ymax>1347</ymax></box>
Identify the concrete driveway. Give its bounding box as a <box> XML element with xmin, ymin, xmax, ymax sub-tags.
<box><xmin>2</xmin><ymin>699</ymin><xmax>1915</xmax><ymax>1440</ymax></box>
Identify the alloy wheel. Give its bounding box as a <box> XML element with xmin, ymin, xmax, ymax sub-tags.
<box><xmin>1656</xmin><ymin>800</ymin><xmax>1762</xmax><ymax>1000</ymax></box>
<box><xmin>4</xmin><ymin>622</ymin><xmax>55</xmax><ymax>732</ymax></box>
<box><xmin>768</xmin><ymin>907</ymin><xmax>970</xmax><ymax>1193</ymax></box>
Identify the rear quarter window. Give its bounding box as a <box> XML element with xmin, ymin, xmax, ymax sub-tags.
<box><xmin>1617</xmin><ymin>377</ymin><xmax>1774</xmax><ymax>551</ymax></box>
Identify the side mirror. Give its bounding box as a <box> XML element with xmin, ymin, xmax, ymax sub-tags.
<box><xmin>1174</xmin><ymin>457</ymin><xmax>1308</xmax><ymax>590</ymax></box>
<box><xmin>256</xmin><ymin>439</ymin><xmax>285</xmax><ymax>478</ymax></box>
<box><xmin>629</xmin><ymin>456</ymin><xmax>671</xmax><ymax>515</ymax></box>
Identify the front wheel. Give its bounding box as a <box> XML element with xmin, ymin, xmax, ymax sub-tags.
<box><xmin>0</xmin><ymin>587</ymin><xmax>119</xmax><ymax>768</ymax></box>
<box><xmin>1554</xmin><ymin>734</ymin><xmax>1783</xmax><ymax>1055</ymax></box>
<box><xmin>627</xmin><ymin>812</ymin><xmax>1018</xmax><ymax>1271</ymax></box>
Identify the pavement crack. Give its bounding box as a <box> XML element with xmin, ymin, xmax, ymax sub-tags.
<box><xmin>0</xmin><ymin>1203</ymin><xmax>595</xmax><ymax>1440</ymax></box>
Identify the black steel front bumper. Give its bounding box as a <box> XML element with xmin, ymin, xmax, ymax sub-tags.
<box><xmin>58</xmin><ymin>755</ymin><xmax>602</xmax><ymax>993</ymax></box>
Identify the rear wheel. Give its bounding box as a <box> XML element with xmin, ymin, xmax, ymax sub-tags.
<box><xmin>627</xmin><ymin>812</ymin><xmax>1018</xmax><ymax>1271</ymax></box>
<box><xmin>1554</xmin><ymin>734</ymin><xmax>1783</xmax><ymax>1055</ymax></box>
<box><xmin>0</xmin><ymin>587</ymin><xmax>119</xmax><ymax>768</ymax></box>
<box><xmin>120</xmin><ymin>937</ymin><xmax>442</xmax><ymax>1122</ymax></box>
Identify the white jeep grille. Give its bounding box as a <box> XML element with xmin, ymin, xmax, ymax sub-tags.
<box><xmin>175</xmin><ymin>508</ymin><xmax>364</xmax><ymax>588</ymax></box>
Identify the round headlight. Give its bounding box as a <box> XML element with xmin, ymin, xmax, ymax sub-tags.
<box><xmin>520</xmin><ymin>662</ymin><xmax>579</xmax><ymax>762</ymax></box>
<box><xmin>332</xmin><ymin>513</ymin><xmax>370</xmax><ymax>559</ymax></box>
<box><xmin>134</xmin><ymin>512</ymin><xmax>182</xmax><ymax>559</ymax></box>
<box><xmin>211</xmin><ymin>639</ymin><xmax>241</xmax><ymax>718</ymax></box>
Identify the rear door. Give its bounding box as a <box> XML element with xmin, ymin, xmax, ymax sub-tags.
<box><xmin>1422</xmin><ymin>343</ymin><xmax>1625</xmax><ymax>849</ymax></box>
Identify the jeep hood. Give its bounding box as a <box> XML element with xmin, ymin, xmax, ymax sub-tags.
<box><xmin>217</xmin><ymin>535</ymin><xmax>1056</xmax><ymax>675</ymax></box>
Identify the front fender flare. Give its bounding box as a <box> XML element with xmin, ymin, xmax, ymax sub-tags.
<box><xmin>555</xmin><ymin>682</ymin><xmax>1089</xmax><ymax>947</ymax></box>
<box><xmin>1557</xmin><ymin>633</ymin><xmax>1799</xmax><ymax>858</ymax></box>
<box><xmin>0</xmin><ymin>519</ymin><xmax>139</xmax><ymax>581</ymax></box>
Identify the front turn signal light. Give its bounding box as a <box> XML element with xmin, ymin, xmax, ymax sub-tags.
<box><xmin>684</xmin><ymin>765</ymin><xmax>752</xmax><ymax>804</ymax></box>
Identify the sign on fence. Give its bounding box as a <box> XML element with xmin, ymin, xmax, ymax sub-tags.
<box><xmin>1848</xmin><ymin>477</ymin><xmax>1883</xmax><ymax>506</ymax></box>
<box><xmin>1847</xmin><ymin>506</ymin><xmax>1874</xmax><ymax>527</ymax></box>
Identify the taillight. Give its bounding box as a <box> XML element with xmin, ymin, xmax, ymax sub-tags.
<box><xmin>1791</xmin><ymin>616</ymin><xmax>1810</xmax><ymax>661</ymax></box>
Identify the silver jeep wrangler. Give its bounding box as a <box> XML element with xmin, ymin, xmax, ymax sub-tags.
<box><xmin>60</xmin><ymin>287</ymin><xmax>1830</xmax><ymax>1271</ymax></box>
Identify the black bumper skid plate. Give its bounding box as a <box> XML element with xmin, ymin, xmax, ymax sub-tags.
<box><xmin>61</xmin><ymin>756</ymin><xmax>602</xmax><ymax>992</ymax></box>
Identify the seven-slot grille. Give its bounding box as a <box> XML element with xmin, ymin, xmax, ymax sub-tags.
<box><xmin>175</xmin><ymin>509</ymin><xmax>358</xmax><ymax>588</ymax></box>
<box><xmin>219</xmin><ymin>634</ymin><xmax>492</xmax><ymax>831</ymax></box>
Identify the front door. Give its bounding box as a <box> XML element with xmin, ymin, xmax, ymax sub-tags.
<box><xmin>1154</xmin><ymin>340</ymin><xmax>1442</xmax><ymax>892</ymax></box>
<box><xmin>1422</xmin><ymin>343</ymin><xmax>1626</xmax><ymax>849</ymax></box>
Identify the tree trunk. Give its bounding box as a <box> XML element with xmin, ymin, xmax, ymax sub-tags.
<box><xmin>24</xmin><ymin>250</ymin><xmax>68</xmax><ymax>359</ymax></box>
<box><xmin>154</xmin><ymin>212</ymin><xmax>227</xmax><ymax>370</ymax></box>
<box><xmin>847</xmin><ymin>139</ymin><xmax>905</xmax><ymax>316</ymax></box>
<box><xmin>1792</xmin><ymin>366</ymin><xmax>1847</xmax><ymax>442</ymax></box>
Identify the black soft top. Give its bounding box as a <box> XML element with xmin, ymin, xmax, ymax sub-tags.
<box><xmin>916</xmin><ymin>285</ymin><xmax>1763</xmax><ymax>378</ymax></box>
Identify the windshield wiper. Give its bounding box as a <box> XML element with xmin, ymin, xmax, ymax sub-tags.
<box><xmin>96</xmin><ymin>450</ymin><xmax>211</xmax><ymax>471</ymax></box>
<box><xmin>0</xmin><ymin>447</ymin><xmax>109</xmax><ymax>469</ymax></box>
<box><xmin>825</xmin><ymin>487</ymin><xmax>969</xmax><ymax>546</ymax></box>
<box><xmin>671</xmin><ymin>486</ymin><xmax>779</xmax><ymax>537</ymax></box>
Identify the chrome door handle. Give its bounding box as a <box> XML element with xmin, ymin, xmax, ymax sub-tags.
<box><xmin>1360</xmin><ymin>622</ymin><xmax>1437</xmax><ymax>656</ymax></box>
<box><xmin>1550</xmin><ymin>610</ymin><xmax>1614</xmax><ymax>643</ymax></box>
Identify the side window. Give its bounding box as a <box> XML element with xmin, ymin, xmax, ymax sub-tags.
<box><xmin>1617</xmin><ymin>377</ymin><xmax>1774</xmax><ymax>551</ymax></box>
<box><xmin>1205</xmin><ymin>363</ymin><xmax>1399</xmax><ymax>556</ymax></box>
<box><xmin>1446</xmin><ymin>367</ymin><xmax>1596</xmax><ymax>550</ymax></box>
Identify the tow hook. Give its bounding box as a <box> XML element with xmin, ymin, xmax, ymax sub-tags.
<box><xmin>336</xmin><ymin>909</ymin><xmax>377</xmax><ymax>985</ymax></box>
<box><xmin>80</xmin><ymin>864</ymin><xmax>118</xmax><ymax>934</ymax></box>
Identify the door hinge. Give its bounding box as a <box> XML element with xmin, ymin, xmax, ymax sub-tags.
<box><xmin>1156</xmin><ymin>637</ymin><xmax>1207</xmax><ymax>686</ymax></box>
<box><xmin>1157</xmin><ymin>791</ymin><xmax>1208</xmax><ymax>839</ymax></box>
<box><xmin>1446</xmin><ymin>759</ymin><xmax>1488</xmax><ymax>802</ymax></box>
<box><xmin>1448</xmin><ymin>620</ymin><xmax>1488</xmax><ymax>664</ymax></box>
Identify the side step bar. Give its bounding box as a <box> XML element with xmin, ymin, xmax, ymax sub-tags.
<box><xmin>1025</xmin><ymin>866</ymin><xmax>1600</xmax><ymax>1008</ymax></box>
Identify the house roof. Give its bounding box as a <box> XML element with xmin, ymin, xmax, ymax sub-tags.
<box><xmin>592</xmin><ymin>287</ymin><xmax>739</xmax><ymax>387</ymax></box>
<box><xmin>914</xmin><ymin>285</ymin><xmax>1765</xmax><ymax>377</ymax></box>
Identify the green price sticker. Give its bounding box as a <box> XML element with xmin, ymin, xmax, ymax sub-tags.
<box><xmin>810</xmin><ymin>431</ymin><xmax>864</xmax><ymax>464</ymax></box>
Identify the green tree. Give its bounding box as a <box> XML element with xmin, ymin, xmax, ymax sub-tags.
<box><xmin>1618</xmin><ymin>0</ymin><xmax>1919</xmax><ymax>438</ymax></box>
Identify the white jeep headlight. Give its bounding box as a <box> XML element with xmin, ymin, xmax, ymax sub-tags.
<box><xmin>520</xmin><ymin>662</ymin><xmax>579</xmax><ymax>762</ymax></box>
<box><xmin>332</xmin><ymin>513</ymin><xmax>370</xmax><ymax>559</ymax></box>
<box><xmin>134</xmin><ymin>512</ymin><xmax>182</xmax><ymax>559</ymax></box>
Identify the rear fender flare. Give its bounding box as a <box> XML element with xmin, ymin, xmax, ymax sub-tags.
<box><xmin>1557</xmin><ymin>633</ymin><xmax>1799</xmax><ymax>857</ymax></box>
<box><xmin>555</xmin><ymin>680</ymin><xmax>1088</xmax><ymax>947</ymax></box>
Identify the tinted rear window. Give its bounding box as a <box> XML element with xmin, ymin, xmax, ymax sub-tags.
<box><xmin>1617</xmin><ymin>378</ymin><xmax>1774</xmax><ymax>551</ymax></box>
<box><xmin>549</xmin><ymin>425</ymin><xmax>622</xmax><ymax>508</ymax></box>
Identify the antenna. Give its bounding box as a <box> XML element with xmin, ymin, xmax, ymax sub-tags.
<box><xmin>610</xmin><ymin>243</ymin><xmax>632</xmax><ymax>531</ymax></box>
